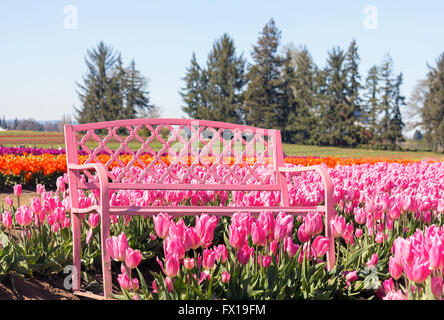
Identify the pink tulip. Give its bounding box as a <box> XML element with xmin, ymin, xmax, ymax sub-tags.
<box><xmin>2</xmin><ymin>211</ymin><xmax>12</xmax><ymax>229</ymax></box>
<box><xmin>86</xmin><ymin>229</ymin><xmax>93</xmax><ymax>245</ymax></box>
<box><xmin>383</xmin><ymin>289</ymin><xmax>407</xmax><ymax>300</ymax></box>
<box><xmin>342</xmin><ymin>222</ymin><xmax>354</xmax><ymax>245</ymax></box>
<box><xmin>56</xmin><ymin>176</ymin><xmax>65</xmax><ymax>192</ymax></box>
<box><xmin>117</xmin><ymin>272</ymin><xmax>132</xmax><ymax>291</ymax></box>
<box><xmin>198</xmin><ymin>215</ymin><xmax>218</xmax><ymax>248</ymax></box>
<box><xmin>14</xmin><ymin>184</ymin><xmax>22</xmax><ymax>197</ymax></box>
<box><xmin>355</xmin><ymin>228</ymin><xmax>363</xmax><ymax>238</ymax></box>
<box><xmin>61</xmin><ymin>217</ymin><xmax>70</xmax><ymax>229</ymax></box>
<box><xmin>237</xmin><ymin>245</ymin><xmax>253</xmax><ymax>265</ymax></box>
<box><xmin>261</xmin><ymin>255</ymin><xmax>272</xmax><ymax>268</ymax></box>
<box><xmin>202</xmin><ymin>248</ymin><xmax>216</xmax><ymax>270</ymax></box>
<box><xmin>125</xmin><ymin>248</ymin><xmax>142</xmax><ymax>269</ymax></box>
<box><xmin>152</xmin><ymin>280</ymin><xmax>158</xmax><ymax>293</ymax></box>
<box><xmin>269</xmin><ymin>240</ymin><xmax>278</xmax><ymax>255</ymax></box>
<box><xmin>15</xmin><ymin>206</ymin><xmax>33</xmax><ymax>227</ymax></box>
<box><xmin>183</xmin><ymin>258</ymin><xmax>195</xmax><ymax>270</ymax></box>
<box><xmin>402</xmin><ymin>258</ymin><xmax>431</xmax><ymax>284</ymax></box>
<box><xmin>36</xmin><ymin>184</ymin><xmax>45</xmax><ymax>195</ymax></box>
<box><xmin>366</xmin><ymin>253</ymin><xmax>379</xmax><ymax>268</ymax></box>
<box><xmin>229</xmin><ymin>224</ymin><xmax>247</xmax><ymax>250</ymax></box>
<box><xmin>87</xmin><ymin>213</ymin><xmax>100</xmax><ymax>229</ymax></box>
<box><xmin>344</xmin><ymin>270</ymin><xmax>358</xmax><ymax>283</ymax></box>
<box><xmin>375</xmin><ymin>232</ymin><xmax>384</xmax><ymax>244</ymax></box>
<box><xmin>304</xmin><ymin>212</ymin><xmax>323</xmax><ymax>236</ymax></box>
<box><xmin>165</xmin><ymin>277</ymin><xmax>174</xmax><ymax>292</ymax></box>
<box><xmin>330</xmin><ymin>215</ymin><xmax>346</xmax><ymax>238</ymax></box>
<box><xmin>311</xmin><ymin>235</ymin><xmax>329</xmax><ymax>258</ymax></box>
<box><xmin>165</xmin><ymin>254</ymin><xmax>180</xmax><ymax>278</ymax></box>
<box><xmin>221</xmin><ymin>271</ymin><xmax>231</xmax><ymax>284</ymax></box>
<box><xmin>297</xmin><ymin>223</ymin><xmax>310</xmax><ymax>243</ymax></box>
<box><xmin>214</xmin><ymin>244</ymin><xmax>228</xmax><ymax>263</ymax></box>
<box><xmin>163</xmin><ymin>235</ymin><xmax>185</xmax><ymax>260</ymax></box>
<box><xmin>5</xmin><ymin>196</ymin><xmax>13</xmax><ymax>207</ymax></box>
<box><xmin>274</xmin><ymin>212</ymin><xmax>293</xmax><ymax>242</ymax></box>
<box><xmin>389</xmin><ymin>256</ymin><xmax>402</xmax><ymax>280</ymax></box>
<box><xmin>429</xmin><ymin>244</ymin><xmax>444</xmax><ymax>270</ymax></box>
<box><xmin>284</xmin><ymin>236</ymin><xmax>299</xmax><ymax>258</ymax></box>
<box><xmin>30</xmin><ymin>198</ymin><xmax>42</xmax><ymax>214</ymax></box>
<box><xmin>251</xmin><ymin>222</ymin><xmax>267</xmax><ymax>247</ymax></box>
<box><xmin>153</xmin><ymin>213</ymin><xmax>170</xmax><ymax>239</ymax></box>
<box><xmin>184</xmin><ymin>227</ymin><xmax>200</xmax><ymax>251</ymax></box>
<box><xmin>106</xmin><ymin>233</ymin><xmax>129</xmax><ymax>262</ymax></box>
<box><xmin>353</xmin><ymin>207</ymin><xmax>366</xmax><ymax>225</ymax></box>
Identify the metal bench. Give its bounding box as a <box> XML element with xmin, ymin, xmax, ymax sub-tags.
<box><xmin>64</xmin><ymin>118</ymin><xmax>335</xmax><ymax>299</ymax></box>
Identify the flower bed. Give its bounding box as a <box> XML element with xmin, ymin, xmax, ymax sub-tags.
<box><xmin>0</xmin><ymin>146</ymin><xmax>436</xmax><ymax>188</ymax></box>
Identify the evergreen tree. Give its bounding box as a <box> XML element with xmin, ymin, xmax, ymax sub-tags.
<box><xmin>205</xmin><ymin>33</ymin><xmax>246</xmax><ymax>123</ymax></box>
<box><xmin>388</xmin><ymin>72</ymin><xmax>406</xmax><ymax>149</ymax></box>
<box><xmin>75</xmin><ymin>42</ymin><xmax>119</xmax><ymax>123</ymax></box>
<box><xmin>285</xmin><ymin>46</ymin><xmax>316</xmax><ymax>144</ymax></box>
<box><xmin>75</xmin><ymin>42</ymin><xmax>151</xmax><ymax>123</ymax></box>
<box><xmin>363</xmin><ymin>65</ymin><xmax>380</xmax><ymax>145</ymax></box>
<box><xmin>343</xmin><ymin>39</ymin><xmax>363</xmax><ymax>145</ymax></box>
<box><xmin>378</xmin><ymin>55</ymin><xmax>395</xmax><ymax>147</ymax></box>
<box><xmin>180</xmin><ymin>53</ymin><xmax>210</xmax><ymax>119</ymax></box>
<box><xmin>124</xmin><ymin>59</ymin><xmax>153</xmax><ymax>118</ymax></box>
<box><xmin>422</xmin><ymin>53</ymin><xmax>444</xmax><ymax>151</ymax></box>
<box><xmin>243</xmin><ymin>18</ymin><xmax>285</xmax><ymax>129</ymax></box>
<box><xmin>320</xmin><ymin>46</ymin><xmax>351</xmax><ymax>146</ymax></box>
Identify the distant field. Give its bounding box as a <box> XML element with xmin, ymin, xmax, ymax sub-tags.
<box><xmin>1</xmin><ymin>130</ymin><xmax>443</xmax><ymax>161</ymax></box>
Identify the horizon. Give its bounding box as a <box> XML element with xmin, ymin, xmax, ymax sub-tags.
<box><xmin>1</xmin><ymin>1</ymin><xmax>444</xmax><ymax>137</ymax></box>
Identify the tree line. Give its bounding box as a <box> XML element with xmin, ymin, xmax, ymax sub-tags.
<box><xmin>180</xmin><ymin>18</ymin><xmax>406</xmax><ymax>149</ymax></box>
<box><xmin>408</xmin><ymin>53</ymin><xmax>444</xmax><ymax>152</ymax></box>
<box><xmin>74</xmin><ymin>19</ymin><xmax>444</xmax><ymax>151</ymax></box>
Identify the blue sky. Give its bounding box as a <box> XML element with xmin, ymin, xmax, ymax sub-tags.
<box><xmin>1</xmin><ymin>0</ymin><xmax>443</xmax><ymax>128</ymax></box>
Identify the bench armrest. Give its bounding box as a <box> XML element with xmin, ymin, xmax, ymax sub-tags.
<box><xmin>278</xmin><ymin>165</ymin><xmax>334</xmax><ymax>199</ymax></box>
<box><xmin>67</xmin><ymin>163</ymin><xmax>110</xmax><ymax>211</ymax></box>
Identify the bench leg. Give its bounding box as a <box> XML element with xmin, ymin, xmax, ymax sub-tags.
<box><xmin>71</xmin><ymin>212</ymin><xmax>81</xmax><ymax>292</ymax></box>
<box><xmin>100</xmin><ymin>210</ymin><xmax>113</xmax><ymax>299</ymax></box>
<box><xmin>325</xmin><ymin>201</ymin><xmax>336</xmax><ymax>271</ymax></box>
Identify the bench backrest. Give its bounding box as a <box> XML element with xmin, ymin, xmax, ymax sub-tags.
<box><xmin>64</xmin><ymin>119</ymin><xmax>286</xmax><ymax>192</ymax></box>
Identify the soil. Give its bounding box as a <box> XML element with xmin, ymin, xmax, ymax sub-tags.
<box><xmin>0</xmin><ymin>274</ymin><xmax>80</xmax><ymax>300</ymax></box>
<box><xmin>0</xmin><ymin>190</ymin><xmax>40</xmax><ymax>208</ymax></box>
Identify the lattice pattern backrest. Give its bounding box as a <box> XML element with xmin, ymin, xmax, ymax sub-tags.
<box><xmin>69</xmin><ymin>119</ymin><xmax>278</xmax><ymax>188</ymax></box>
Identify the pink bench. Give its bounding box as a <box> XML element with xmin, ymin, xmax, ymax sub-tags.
<box><xmin>64</xmin><ymin>118</ymin><xmax>335</xmax><ymax>299</ymax></box>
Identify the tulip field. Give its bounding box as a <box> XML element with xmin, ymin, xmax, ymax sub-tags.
<box><xmin>1</xmin><ymin>145</ymin><xmax>444</xmax><ymax>300</ymax></box>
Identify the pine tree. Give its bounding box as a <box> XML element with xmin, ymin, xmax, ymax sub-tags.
<box><xmin>343</xmin><ymin>39</ymin><xmax>363</xmax><ymax>145</ymax></box>
<box><xmin>180</xmin><ymin>53</ymin><xmax>210</xmax><ymax>119</ymax></box>
<box><xmin>243</xmin><ymin>18</ymin><xmax>285</xmax><ymax>129</ymax></box>
<box><xmin>321</xmin><ymin>46</ymin><xmax>350</xmax><ymax>146</ymax></box>
<box><xmin>363</xmin><ymin>65</ymin><xmax>380</xmax><ymax>145</ymax></box>
<box><xmin>75</xmin><ymin>42</ymin><xmax>151</xmax><ymax>123</ymax></box>
<box><xmin>205</xmin><ymin>34</ymin><xmax>246</xmax><ymax>123</ymax></box>
<box><xmin>378</xmin><ymin>55</ymin><xmax>397</xmax><ymax>147</ymax></box>
<box><xmin>124</xmin><ymin>59</ymin><xmax>153</xmax><ymax>118</ymax></box>
<box><xmin>388</xmin><ymin>72</ymin><xmax>405</xmax><ymax>149</ymax></box>
<box><xmin>75</xmin><ymin>42</ymin><xmax>119</xmax><ymax>123</ymax></box>
<box><xmin>422</xmin><ymin>53</ymin><xmax>444</xmax><ymax>151</ymax></box>
<box><xmin>285</xmin><ymin>46</ymin><xmax>316</xmax><ymax>144</ymax></box>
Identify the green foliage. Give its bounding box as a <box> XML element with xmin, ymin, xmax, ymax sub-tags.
<box><xmin>180</xmin><ymin>34</ymin><xmax>246</xmax><ymax>124</ymax></box>
<box><xmin>243</xmin><ymin>18</ymin><xmax>286</xmax><ymax>130</ymax></box>
<box><xmin>75</xmin><ymin>42</ymin><xmax>153</xmax><ymax>124</ymax></box>
<box><xmin>421</xmin><ymin>53</ymin><xmax>444</xmax><ymax>152</ymax></box>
